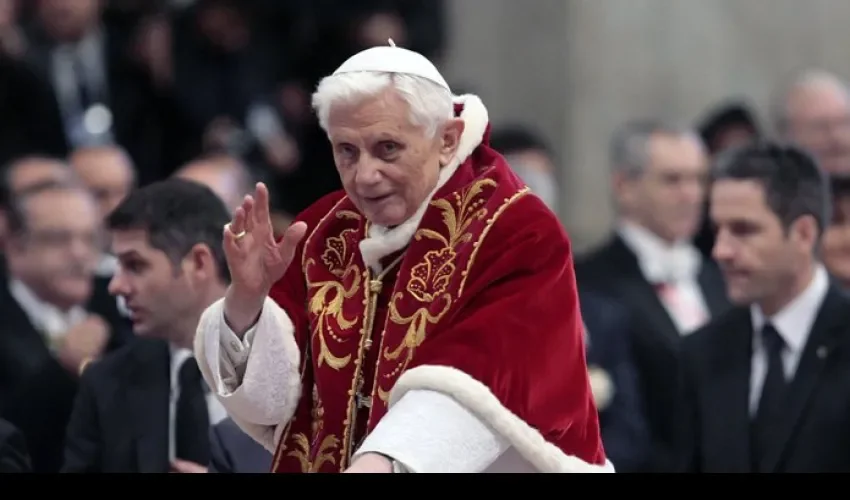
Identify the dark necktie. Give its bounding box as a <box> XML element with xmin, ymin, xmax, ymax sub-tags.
<box><xmin>751</xmin><ymin>323</ymin><xmax>787</xmax><ymax>472</ymax></box>
<box><xmin>73</xmin><ymin>55</ymin><xmax>93</xmax><ymax>111</ymax></box>
<box><xmin>175</xmin><ymin>357</ymin><xmax>210</xmax><ymax>465</ymax></box>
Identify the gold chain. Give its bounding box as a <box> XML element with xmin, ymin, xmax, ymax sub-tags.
<box><xmin>346</xmin><ymin>251</ymin><xmax>406</xmax><ymax>463</ymax></box>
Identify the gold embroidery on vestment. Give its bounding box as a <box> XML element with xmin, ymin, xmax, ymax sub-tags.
<box><xmin>458</xmin><ymin>187</ymin><xmax>530</xmax><ymax>296</ymax></box>
<box><xmin>305</xmin><ymin>210</ymin><xmax>362</xmax><ymax>370</ymax></box>
<box><xmin>271</xmin><ymin>197</ymin><xmax>350</xmax><ymax>473</ymax></box>
<box><xmin>341</xmin><ymin>249</ymin><xmax>405</xmax><ymax>469</ymax></box>
<box><xmin>378</xmin><ymin>179</ymin><xmax>497</xmax><ymax>393</ymax></box>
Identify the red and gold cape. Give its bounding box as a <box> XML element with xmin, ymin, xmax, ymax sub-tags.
<box><xmin>264</xmin><ymin>95</ymin><xmax>607</xmax><ymax>473</ymax></box>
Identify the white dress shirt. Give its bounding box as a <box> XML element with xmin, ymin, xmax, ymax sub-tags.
<box><xmin>168</xmin><ymin>346</ymin><xmax>228</xmax><ymax>462</ymax></box>
<box><xmin>618</xmin><ymin>221</ymin><xmax>710</xmax><ymax>334</ymax></box>
<box><xmin>49</xmin><ymin>27</ymin><xmax>112</xmax><ymax>147</ymax></box>
<box><xmin>748</xmin><ymin>264</ymin><xmax>829</xmax><ymax>416</ymax></box>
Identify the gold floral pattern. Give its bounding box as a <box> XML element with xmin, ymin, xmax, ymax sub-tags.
<box><xmin>287</xmin><ymin>433</ymin><xmax>340</xmax><ymax>473</ymax></box>
<box><xmin>305</xmin><ymin>211</ymin><xmax>363</xmax><ymax>370</ymax></box>
<box><xmin>379</xmin><ymin>179</ymin><xmax>498</xmax><ymax>390</ymax></box>
<box><xmin>311</xmin><ymin>384</ymin><xmax>324</xmax><ymax>437</ymax></box>
<box><xmin>271</xmin><ymin>164</ymin><xmax>532</xmax><ymax>472</ymax></box>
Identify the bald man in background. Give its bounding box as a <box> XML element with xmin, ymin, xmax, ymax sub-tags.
<box><xmin>68</xmin><ymin>147</ymin><xmax>137</xmax><ymax>325</ymax></box>
<box><xmin>4</xmin><ymin>157</ymin><xmax>74</xmax><ymax>194</ymax></box>
<box><xmin>173</xmin><ymin>155</ymin><xmax>253</xmax><ymax>212</ymax></box>
<box><xmin>174</xmin><ymin>155</ymin><xmax>295</xmax><ymax>237</ymax></box>
<box><xmin>69</xmin><ymin>147</ymin><xmax>136</xmax><ymax>223</ymax></box>
<box><xmin>772</xmin><ymin>70</ymin><xmax>850</xmax><ymax>175</ymax></box>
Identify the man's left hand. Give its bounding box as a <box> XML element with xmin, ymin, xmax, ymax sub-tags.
<box><xmin>171</xmin><ymin>459</ymin><xmax>208</xmax><ymax>473</ymax></box>
<box><xmin>344</xmin><ymin>453</ymin><xmax>394</xmax><ymax>473</ymax></box>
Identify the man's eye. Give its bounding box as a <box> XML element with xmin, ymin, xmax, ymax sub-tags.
<box><xmin>379</xmin><ymin>142</ymin><xmax>400</xmax><ymax>156</ymax></box>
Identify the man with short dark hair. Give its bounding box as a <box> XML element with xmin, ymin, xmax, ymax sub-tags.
<box><xmin>63</xmin><ymin>179</ymin><xmax>232</xmax><ymax>473</ymax></box>
<box><xmin>673</xmin><ymin>142</ymin><xmax>850</xmax><ymax>473</ymax></box>
<box><xmin>489</xmin><ymin>126</ymin><xmax>559</xmax><ymax>210</ymax></box>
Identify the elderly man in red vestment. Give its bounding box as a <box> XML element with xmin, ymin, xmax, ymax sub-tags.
<box><xmin>194</xmin><ymin>41</ymin><xmax>613</xmax><ymax>473</ymax></box>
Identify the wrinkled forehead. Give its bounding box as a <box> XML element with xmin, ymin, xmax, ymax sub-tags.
<box><xmin>645</xmin><ymin>133</ymin><xmax>707</xmax><ymax>174</ymax></box>
<box><xmin>326</xmin><ymin>89</ymin><xmax>419</xmax><ymax>141</ymax></box>
<box><xmin>71</xmin><ymin>149</ymin><xmax>134</xmax><ymax>184</ymax></box>
<box><xmin>786</xmin><ymin>82</ymin><xmax>850</xmax><ymax>121</ymax></box>
<box><xmin>10</xmin><ymin>161</ymin><xmax>71</xmax><ymax>192</ymax></box>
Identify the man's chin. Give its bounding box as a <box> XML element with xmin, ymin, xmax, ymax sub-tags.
<box><xmin>727</xmin><ymin>288</ymin><xmax>754</xmax><ymax>306</ymax></box>
<box><xmin>56</xmin><ymin>285</ymin><xmax>93</xmax><ymax>306</ymax></box>
<box><xmin>130</xmin><ymin>320</ymin><xmax>154</xmax><ymax>337</ymax></box>
<box><xmin>364</xmin><ymin>208</ymin><xmax>406</xmax><ymax>227</ymax></box>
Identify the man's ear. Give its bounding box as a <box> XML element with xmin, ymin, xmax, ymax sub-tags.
<box><xmin>184</xmin><ymin>243</ymin><xmax>216</xmax><ymax>281</ymax></box>
<box><xmin>790</xmin><ymin>214</ymin><xmax>819</xmax><ymax>252</ymax></box>
<box><xmin>438</xmin><ymin>118</ymin><xmax>465</xmax><ymax>166</ymax></box>
<box><xmin>611</xmin><ymin>171</ymin><xmax>632</xmax><ymax>204</ymax></box>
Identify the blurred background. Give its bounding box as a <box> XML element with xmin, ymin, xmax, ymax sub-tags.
<box><xmin>7</xmin><ymin>0</ymin><xmax>850</xmax><ymax>250</ymax></box>
<box><xmin>4</xmin><ymin>0</ymin><xmax>850</xmax><ymax>474</ymax></box>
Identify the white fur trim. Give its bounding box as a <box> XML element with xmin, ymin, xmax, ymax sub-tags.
<box><xmin>358</xmin><ymin>94</ymin><xmax>490</xmax><ymax>271</ymax></box>
<box><xmin>389</xmin><ymin>365</ymin><xmax>615</xmax><ymax>473</ymax></box>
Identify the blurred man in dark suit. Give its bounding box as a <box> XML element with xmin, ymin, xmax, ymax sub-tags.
<box><xmin>576</xmin><ymin>120</ymin><xmax>729</xmax><ymax>469</ymax></box>
<box><xmin>11</xmin><ymin>0</ymin><xmax>179</xmax><ymax>184</ymax></box>
<box><xmin>0</xmin><ymin>417</ymin><xmax>31</xmax><ymax>473</ymax></box>
<box><xmin>0</xmin><ymin>179</ymin><xmax>130</xmax><ymax>472</ymax></box>
<box><xmin>208</xmin><ymin>417</ymin><xmax>272</xmax><ymax>473</ymax></box>
<box><xmin>580</xmin><ymin>289</ymin><xmax>650</xmax><ymax>473</ymax></box>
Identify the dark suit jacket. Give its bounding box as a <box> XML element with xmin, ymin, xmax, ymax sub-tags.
<box><xmin>209</xmin><ymin>418</ymin><xmax>272</xmax><ymax>473</ymax></box>
<box><xmin>0</xmin><ymin>418</ymin><xmax>31</xmax><ymax>473</ymax></box>
<box><xmin>0</xmin><ymin>277</ymin><xmax>132</xmax><ymax>472</ymax></box>
<box><xmin>580</xmin><ymin>289</ymin><xmax>650</xmax><ymax>473</ymax></box>
<box><xmin>673</xmin><ymin>285</ymin><xmax>850</xmax><ymax>473</ymax></box>
<box><xmin>575</xmin><ymin>235</ymin><xmax>730</xmax><ymax>469</ymax></box>
<box><xmin>0</xmin><ymin>57</ymin><xmax>53</xmax><ymax>166</ymax></box>
<box><xmin>14</xmin><ymin>24</ymin><xmax>186</xmax><ymax>184</ymax></box>
<box><xmin>63</xmin><ymin>337</ymin><xmax>172</xmax><ymax>473</ymax></box>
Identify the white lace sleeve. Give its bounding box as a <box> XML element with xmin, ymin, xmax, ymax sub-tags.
<box><xmin>194</xmin><ymin>296</ymin><xmax>303</xmax><ymax>451</ymax></box>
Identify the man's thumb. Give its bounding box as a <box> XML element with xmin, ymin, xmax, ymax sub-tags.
<box><xmin>278</xmin><ymin>221</ymin><xmax>308</xmax><ymax>266</ymax></box>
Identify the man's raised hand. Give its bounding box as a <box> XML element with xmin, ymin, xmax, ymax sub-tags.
<box><xmin>222</xmin><ymin>182</ymin><xmax>306</xmax><ymax>334</ymax></box>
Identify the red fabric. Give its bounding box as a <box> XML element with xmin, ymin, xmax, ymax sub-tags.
<box><xmin>405</xmin><ymin>188</ymin><xmax>606</xmax><ymax>465</ymax></box>
<box><xmin>263</xmin><ymin>101</ymin><xmax>605</xmax><ymax>472</ymax></box>
<box><xmin>393</xmin><ymin>140</ymin><xmax>606</xmax><ymax>466</ymax></box>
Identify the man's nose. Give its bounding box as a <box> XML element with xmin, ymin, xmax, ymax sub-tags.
<box><xmin>679</xmin><ymin>176</ymin><xmax>705</xmax><ymax>204</ymax></box>
<box><xmin>712</xmin><ymin>231</ymin><xmax>734</xmax><ymax>262</ymax></box>
<box><xmin>354</xmin><ymin>159</ymin><xmax>383</xmax><ymax>186</ymax></box>
<box><xmin>107</xmin><ymin>272</ymin><xmax>128</xmax><ymax>296</ymax></box>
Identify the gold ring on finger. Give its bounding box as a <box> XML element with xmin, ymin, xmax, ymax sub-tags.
<box><xmin>225</xmin><ymin>223</ymin><xmax>247</xmax><ymax>240</ymax></box>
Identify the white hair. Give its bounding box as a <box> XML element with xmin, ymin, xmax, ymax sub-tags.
<box><xmin>312</xmin><ymin>72</ymin><xmax>454</xmax><ymax>138</ymax></box>
<box><xmin>771</xmin><ymin>69</ymin><xmax>850</xmax><ymax>132</ymax></box>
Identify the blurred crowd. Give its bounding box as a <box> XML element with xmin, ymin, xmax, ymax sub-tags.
<box><xmin>0</xmin><ymin>0</ymin><xmax>444</xmax><ymax>217</ymax></box>
<box><xmin>2</xmin><ymin>0</ymin><xmax>850</xmax><ymax>475</ymax></box>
